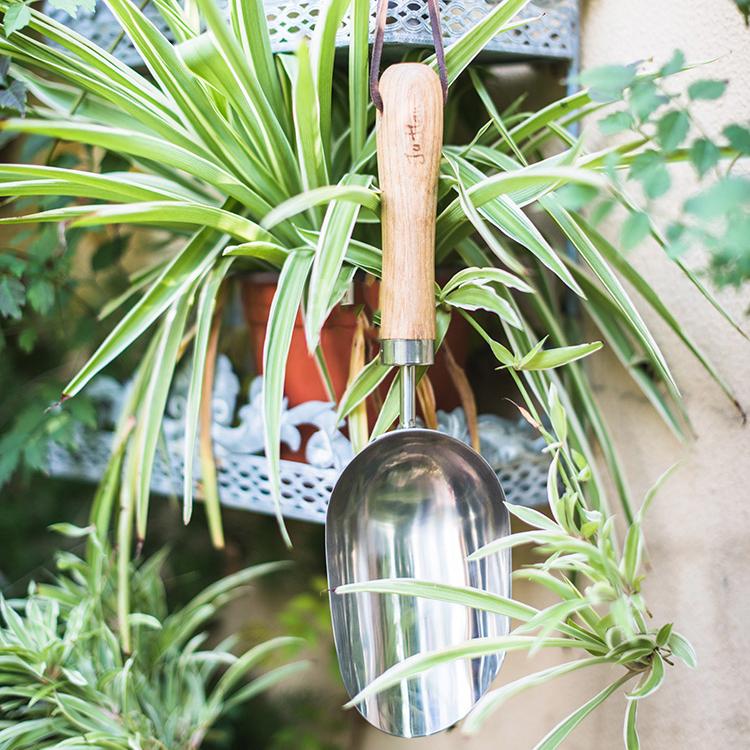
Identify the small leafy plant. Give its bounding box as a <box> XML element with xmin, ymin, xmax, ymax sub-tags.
<box><xmin>336</xmin><ymin>382</ymin><xmax>696</xmax><ymax>749</ymax></box>
<box><xmin>0</xmin><ymin>527</ymin><xmax>307</xmax><ymax>750</ymax></box>
<box><xmin>578</xmin><ymin>52</ymin><xmax>750</xmax><ymax>288</ymax></box>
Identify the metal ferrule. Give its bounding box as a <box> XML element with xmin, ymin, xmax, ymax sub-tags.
<box><xmin>380</xmin><ymin>338</ymin><xmax>434</xmax><ymax>366</ymax></box>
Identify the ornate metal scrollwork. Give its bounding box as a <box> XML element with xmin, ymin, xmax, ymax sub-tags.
<box><xmin>47</xmin><ymin>355</ymin><xmax>550</xmax><ymax>522</ymax></box>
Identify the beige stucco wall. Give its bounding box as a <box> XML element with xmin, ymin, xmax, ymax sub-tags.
<box><xmin>362</xmin><ymin>1</ymin><xmax>750</xmax><ymax>748</ymax></box>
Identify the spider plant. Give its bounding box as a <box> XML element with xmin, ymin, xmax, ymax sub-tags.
<box><xmin>0</xmin><ymin>526</ymin><xmax>307</xmax><ymax>750</ymax></box>
<box><xmin>0</xmin><ymin>0</ymin><xmax>741</xmax><ymax>586</ymax></box>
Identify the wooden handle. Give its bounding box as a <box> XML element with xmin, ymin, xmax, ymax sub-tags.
<box><xmin>377</xmin><ymin>63</ymin><xmax>443</xmax><ymax>351</ymax></box>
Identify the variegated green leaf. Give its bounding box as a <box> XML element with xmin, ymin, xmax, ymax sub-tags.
<box><xmin>519</xmin><ymin>341</ymin><xmax>603</xmax><ymax>371</ymax></box>
<box><xmin>348</xmin><ymin>0</ymin><xmax>370</xmax><ymax>161</ymax></box>
<box><xmin>344</xmin><ymin>635</ymin><xmax>581</xmax><ymax>708</ymax></box>
<box><xmin>444</xmin><ymin>283</ymin><xmax>522</xmax><ymax>328</ymax></box>
<box><xmin>624</xmin><ymin>696</ymin><xmax>640</xmax><ymax>749</ymax></box>
<box><xmin>627</xmin><ymin>653</ymin><xmax>665</xmax><ymax>700</ymax></box>
<box><xmin>305</xmin><ymin>174</ymin><xmax>373</xmax><ymax>352</ymax></box>
<box><xmin>64</xmin><ymin>224</ymin><xmax>232</xmax><ymax>398</ymax></box>
<box><xmin>463</xmin><ymin>656</ymin><xmax>610</xmax><ymax>736</ymax></box>
<box><xmin>534</xmin><ymin>672</ymin><xmax>633</xmax><ymax>750</ymax></box>
<box><xmin>441</xmin><ymin>266</ymin><xmax>532</xmax><ymax>295</ymax></box>
<box><xmin>335</xmin><ymin>355</ymin><xmax>393</xmax><ymax>421</ymax></box>
<box><xmin>262</xmin><ymin>181</ymin><xmax>379</xmax><ymax>230</ymax></box>
<box><xmin>335</xmin><ymin>578</ymin><xmax>536</xmax><ymax>622</ymax></box>
<box><xmin>262</xmin><ymin>251</ymin><xmax>314</xmax><ymax>546</ymax></box>
<box><xmin>133</xmin><ymin>285</ymin><xmax>197</xmax><ymax>541</ymax></box>
<box><xmin>183</xmin><ymin>258</ymin><xmax>234</xmax><ymax>525</ymax></box>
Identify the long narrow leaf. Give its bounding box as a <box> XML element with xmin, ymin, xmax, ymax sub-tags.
<box><xmin>575</xmin><ymin>214</ymin><xmax>740</xmax><ymax>413</ymax></box>
<box><xmin>470</xmin><ymin>68</ymin><xmax>528</xmax><ymax>164</ymax></box>
<box><xmin>0</xmin><ymin>165</ymin><xmax>184</xmax><ymax>202</ymax></box>
<box><xmin>311</xmin><ymin>0</ymin><xmax>349</xmax><ymax>160</ymax></box>
<box><xmin>335</xmin><ymin>355</ymin><xmax>392</xmax><ymax>421</ymax></box>
<box><xmin>63</xmin><ymin>223</ymin><xmax>232</xmax><ymax>398</ymax></box>
<box><xmin>530</xmin><ymin>269</ymin><xmax>635</xmax><ymax>518</ymax></box>
<box><xmin>440</xmin><ymin>154</ymin><xmax>584</xmax><ymax>295</ymax></box>
<box><xmin>230</xmin><ymin>0</ymin><xmax>285</xmax><ymax>120</ymax></box>
<box><xmin>133</xmin><ymin>285</ymin><xmax>197</xmax><ymax>541</ymax></box>
<box><xmin>348</xmin><ymin>0</ymin><xmax>370</xmax><ymax>161</ymax></box>
<box><xmin>194</xmin><ymin>0</ymin><xmax>298</xmax><ymax>193</ymax></box>
<box><xmin>0</xmin><ymin>118</ymin><xmax>268</xmax><ymax>213</ymax></box>
<box><xmin>261</xmin><ymin>182</ymin><xmax>379</xmax><ymax>230</ymax></box>
<box><xmin>344</xmin><ymin>635</ymin><xmax>582</xmax><ymax>708</ymax></box>
<box><xmin>105</xmin><ymin>0</ymin><xmax>276</xmax><ymax>195</ymax></box>
<box><xmin>563</xmin><ymin>259</ymin><xmax>688</xmax><ymax>441</ymax></box>
<box><xmin>541</xmin><ymin>195</ymin><xmax>678</xmax><ymax>393</ymax></box>
<box><xmin>183</xmin><ymin>258</ymin><xmax>234</xmax><ymax>524</ymax></box>
<box><xmin>210</xmin><ymin>635</ymin><xmax>304</xmax><ymax>705</ymax></box>
<box><xmin>335</xmin><ymin>579</ymin><xmax>535</xmax><ymax>621</ymax></box>
<box><xmin>3</xmin><ymin>6</ymin><xmax>178</xmax><ymax>124</ymax></box>
<box><xmin>285</xmin><ymin>41</ymin><xmax>328</xmax><ymax>200</ymax></box>
<box><xmin>262</xmin><ymin>251</ymin><xmax>314</xmax><ymax>546</ymax></box>
<box><xmin>306</xmin><ymin>174</ymin><xmax>373</xmax><ymax>351</ymax></box>
<box><xmin>463</xmin><ymin>656</ymin><xmax>610</xmax><ymax>735</ymax></box>
<box><xmin>624</xmin><ymin>697</ymin><xmax>640</xmax><ymax>749</ymax></box>
<box><xmin>534</xmin><ymin>672</ymin><xmax>633</xmax><ymax>750</ymax></box>
<box><xmin>70</xmin><ymin>201</ymin><xmax>272</xmax><ymax>242</ymax></box>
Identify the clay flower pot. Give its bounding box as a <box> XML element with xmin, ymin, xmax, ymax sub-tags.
<box><xmin>241</xmin><ymin>273</ymin><xmax>471</xmax><ymax>458</ymax></box>
<box><xmin>241</xmin><ymin>273</ymin><xmax>361</xmax><ymax>406</ymax></box>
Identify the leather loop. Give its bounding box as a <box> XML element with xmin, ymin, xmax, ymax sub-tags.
<box><xmin>370</xmin><ymin>0</ymin><xmax>449</xmax><ymax>111</ymax></box>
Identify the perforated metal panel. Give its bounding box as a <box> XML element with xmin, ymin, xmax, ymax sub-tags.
<box><xmin>48</xmin><ymin>432</ymin><xmax>338</xmax><ymax>523</ymax></box>
<box><xmin>43</xmin><ymin>0</ymin><xmax>578</xmax><ymax>68</ymax></box>
<box><xmin>265</xmin><ymin>0</ymin><xmax>578</xmax><ymax>58</ymax></box>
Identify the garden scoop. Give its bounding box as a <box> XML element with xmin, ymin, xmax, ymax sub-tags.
<box><xmin>326</xmin><ymin>63</ymin><xmax>511</xmax><ymax>738</ymax></box>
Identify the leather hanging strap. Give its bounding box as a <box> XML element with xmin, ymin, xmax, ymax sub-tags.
<box><xmin>370</xmin><ymin>0</ymin><xmax>449</xmax><ymax>111</ymax></box>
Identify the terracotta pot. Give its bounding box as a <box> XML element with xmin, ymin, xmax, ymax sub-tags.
<box><xmin>240</xmin><ymin>274</ymin><xmax>471</xmax><ymax>456</ymax></box>
<box><xmin>241</xmin><ymin>273</ymin><xmax>360</xmax><ymax>406</ymax></box>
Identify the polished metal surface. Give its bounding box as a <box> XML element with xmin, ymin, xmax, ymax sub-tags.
<box><xmin>326</xmin><ymin>429</ymin><xmax>511</xmax><ymax>737</ymax></box>
<box><xmin>380</xmin><ymin>338</ymin><xmax>435</xmax><ymax>366</ymax></box>
<box><xmin>399</xmin><ymin>367</ymin><xmax>418</xmax><ymax>428</ymax></box>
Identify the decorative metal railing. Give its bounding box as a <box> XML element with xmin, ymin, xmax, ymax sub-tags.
<box><xmin>47</xmin><ymin>355</ymin><xmax>550</xmax><ymax>522</ymax></box>
<box><xmin>43</xmin><ymin>0</ymin><xmax>578</xmax><ymax>68</ymax></box>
